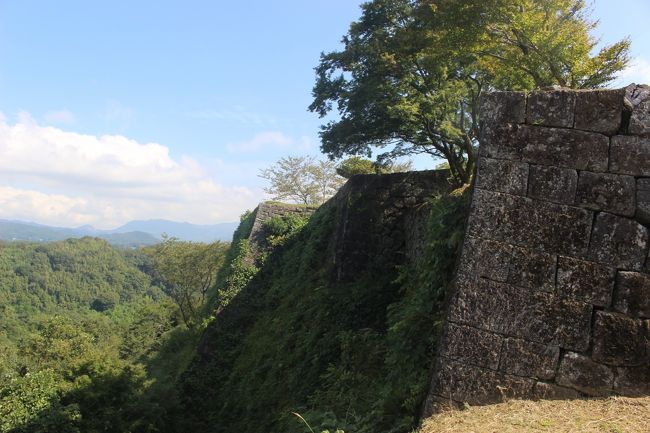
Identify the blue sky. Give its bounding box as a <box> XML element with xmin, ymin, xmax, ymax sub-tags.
<box><xmin>0</xmin><ymin>0</ymin><xmax>648</xmax><ymax>228</ymax></box>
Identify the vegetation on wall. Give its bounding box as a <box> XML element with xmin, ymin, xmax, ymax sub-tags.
<box><xmin>178</xmin><ymin>187</ymin><xmax>470</xmax><ymax>433</ymax></box>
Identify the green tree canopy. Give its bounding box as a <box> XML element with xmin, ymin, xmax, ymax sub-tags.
<box><xmin>309</xmin><ymin>0</ymin><xmax>630</xmax><ymax>184</ymax></box>
<box><xmin>335</xmin><ymin>156</ymin><xmax>413</xmax><ymax>178</ymax></box>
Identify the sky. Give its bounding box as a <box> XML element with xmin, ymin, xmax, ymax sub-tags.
<box><xmin>0</xmin><ymin>0</ymin><xmax>649</xmax><ymax>229</ymax></box>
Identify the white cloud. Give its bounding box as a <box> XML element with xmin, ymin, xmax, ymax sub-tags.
<box><xmin>0</xmin><ymin>113</ymin><xmax>264</xmax><ymax>229</ymax></box>
<box><xmin>44</xmin><ymin>109</ymin><xmax>76</xmax><ymax>125</ymax></box>
<box><xmin>614</xmin><ymin>57</ymin><xmax>650</xmax><ymax>87</ymax></box>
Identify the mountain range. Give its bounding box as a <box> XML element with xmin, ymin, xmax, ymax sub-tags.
<box><xmin>0</xmin><ymin>219</ymin><xmax>238</xmax><ymax>247</ymax></box>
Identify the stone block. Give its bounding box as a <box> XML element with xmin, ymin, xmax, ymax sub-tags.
<box><xmin>527</xmin><ymin>90</ymin><xmax>576</xmax><ymax>127</ymax></box>
<box><xmin>556</xmin><ymin>352</ymin><xmax>614</xmax><ymax>396</ymax></box>
<box><xmin>636</xmin><ymin>178</ymin><xmax>650</xmax><ymax>225</ymax></box>
<box><xmin>527</xmin><ymin>165</ymin><xmax>578</xmax><ymax>204</ymax></box>
<box><xmin>556</xmin><ymin>256</ymin><xmax>615</xmax><ymax>307</ymax></box>
<box><xmin>521</xmin><ymin>126</ymin><xmax>609</xmax><ymax>172</ymax></box>
<box><xmin>615</xmin><ymin>365</ymin><xmax>650</xmax><ymax>396</ymax></box>
<box><xmin>469</xmin><ymin>190</ymin><xmax>592</xmax><ymax>256</ymax></box>
<box><xmin>440</xmin><ymin>323</ymin><xmax>503</xmax><ymax>370</ymax></box>
<box><xmin>614</xmin><ymin>271</ymin><xmax>650</xmax><ymax>318</ymax></box>
<box><xmin>449</xmin><ymin>278</ymin><xmax>527</xmax><ymax>336</ymax></box>
<box><xmin>476</xmin><ymin>158</ymin><xmax>529</xmax><ymax>196</ymax></box>
<box><xmin>574</xmin><ymin>88</ymin><xmax>625</xmax><ymax>135</ymax></box>
<box><xmin>432</xmin><ymin>359</ymin><xmax>535</xmax><ymax>405</ymax></box>
<box><xmin>458</xmin><ymin>237</ymin><xmax>556</xmax><ymax>291</ymax></box>
<box><xmin>627</xmin><ymin>84</ymin><xmax>650</xmax><ymax>136</ymax></box>
<box><xmin>592</xmin><ymin>311</ymin><xmax>648</xmax><ymax>367</ymax></box>
<box><xmin>499</xmin><ymin>338</ymin><xmax>560</xmax><ymax>380</ymax></box>
<box><xmin>575</xmin><ymin>171</ymin><xmax>635</xmax><ymax>216</ymax></box>
<box><xmin>588</xmin><ymin>212</ymin><xmax>649</xmax><ymax>270</ymax></box>
<box><xmin>532</xmin><ymin>382</ymin><xmax>581</xmax><ymax>400</ymax></box>
<box><xmin>517</xmin><ymin>294</ymin><xmax>592</xmax><ymax>351</ymax></box>
<box><xmin>479</xmin><ymin>124</ymin><xmax>525</xmax><ymax>160</ymax></box>
<box><xmin>610</xmin><ymin>135</ymin><xmax>650</xmax><ymax>176</ymax></box>
<box><xmin>480</xmin><ymin>91</ymin><xmax>527</xmax><ymax>126</ymax></box>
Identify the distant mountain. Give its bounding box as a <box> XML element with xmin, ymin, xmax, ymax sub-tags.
<box><xmin>0</xmin><ymin>220</ymin><xmax>159</xmax><ymax>247</ymax></box>
<box><xmin>0</xmin><ymin>218</ymin><xmax>238</xmax><ymax>246</ymax></box>
<box><xmin>111</xmin><ymin>219</ymin><xmax>238</xmax><ymax>242</ymax></box>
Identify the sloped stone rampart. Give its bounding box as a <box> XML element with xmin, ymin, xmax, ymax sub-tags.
<box><xmin>425</xmin><ymin>85</ymin><xmax>650</xmax><ymax>414</ymax></box>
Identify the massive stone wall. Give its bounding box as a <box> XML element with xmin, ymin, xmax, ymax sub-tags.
<box><xmin>425</xmin><ymin>85</ymin><xmax>650</xmax><ymax>413</ymax></box>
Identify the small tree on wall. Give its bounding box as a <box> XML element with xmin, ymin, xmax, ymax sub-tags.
<box><xmin>259</xmin><ymin>155</ymin><xmax>346</xmax><ymax>205</ymax></box>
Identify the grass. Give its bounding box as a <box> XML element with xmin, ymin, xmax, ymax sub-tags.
<box><xmin>419</xmin><ymin>397</ymin><xmax>650</xmax><ymax>433</ymax></box>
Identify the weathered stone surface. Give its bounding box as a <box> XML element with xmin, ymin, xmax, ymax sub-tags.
<box><xmin>615</xmin><ymin>365</ymin><xmax>650</xmax><ymax>396</ymax></box>
<box><xmin>527</xmin><ymin>90</ymin><xmax>576</xmax><ymax>127</ymax></box>
<box><xmin>451</xmin><ymin>279</ymin><xmax>592</xmax><ymax>351</ymax></box>
<box><xmin>441</xmin><ymin>323</ymin><xmax>503</xmax><ymax>370</ymax></box>
<box><xmin>614</xmin><ymin>272</ymin><xmax>650</xmax><ymax>318</ymax></box>
<box><xmin>527</xmin><ymin>165</ymin><xmax>578</xmax><ymax>204</ymax></box>
<box><xmin>574</xmin><ymin>88</ymin><xmax>624</xmax><ymax>134</ymax></box>
<box><xmin>499</xmin><ymin>338</ymin><xmax>560</xmax><ymax>380</ymax></box>
<box><xmin>575</xmin><ymin>171</ymin><xmax>635</xmax><ymax>216</ymax></box>
<box><xmin>588</xmin><ymin>212</ymin><xmax>649</xmax><ymax>270</ymax></box>
<box><xmin>610</xmin><ymin>135</ymin><xmax>650</xmax><ymax>176</ymax></box>
<box><xmin>431</xmin><ymin>360</ymin><xmax>535</xmax><ymax>405</ymax></box>
<box><xmin>532</xmin><ymin>382</ymin><xmax>581</xmax><ymax>400</ymax></box>
<box><xmin>556</xmin><ymin>256</ymin><xmax>615</xmax><ymax>307</ymax></box>
<box><xmin>479</xmin><ymin>124</ymin><xmax>525</xmax><ymax>160</ymax></box>
<box><xmin>480</xmin><ymin>91</ymin><xmax>526</xmax><ymax>126</ymax></box>
<box><xmin>459</xmin><ymin>237</ymin><xmax>556</xmax><ymax>291</ymax></box>
<box><xmin>518</xmin><ymin>294</ymin><xmax>592</xmax><ymax>351</ymax></box>
<box><xmin>592</xmin><ymin>312</ymin><xmax>648</xmax><ymax>367</ymax></box>
<box><xmin>628</xmin><ymin>84</ymin><xmax>650</xmax><ymax>136</ymax></box>
<box><xmin>476</xmin><ymin>158</ymin><xmax>529</xmax><ymax>196</ymax></box>
<box><xmin>556</xmin><ymin>352</ymin><xmax>614</xmax><ymax>396</ymax></box>
<box><xmin>521</xmin><ymin>126</ymin><xmax>609</xmax><ymax>171</ymax></box>
<box><xmin>469</xmin><ymin>190</ymin><xmax>592</xmax><ymax>256</ymax></box>
<box><xmin>636</xmin><ymin>178</ymin><xmax>650</xmax><ymax>225</ymax></box>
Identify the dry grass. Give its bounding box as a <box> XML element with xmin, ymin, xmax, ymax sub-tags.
<box><xmin>419</xmin><ymin>397</ymin><xmax>650</xmax><ymax>433</ymax></box>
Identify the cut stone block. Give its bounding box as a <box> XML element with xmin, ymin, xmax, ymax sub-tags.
<box><xmin>636</xmin><ymin>178</ymin><xmax>650</xmax><ymax>225</ymax></box>
<box><xmin>532</xmin><ymin>382</ymin><xmax>581</xmax><ymax>400</ymax></box>
<box><xmin>459</xmin><ymin>237</ymin><xmax>556</xmax><ymax>291</ymax></box>
<box><xmin>521</xmin><ymin>126</ymin><xmax>609</xmax><ymax>172</ymax></box>
<box><xmin>588</xmin><ymin>212</ymin><xmax>649</xmax><ymax>270</ymax></box>
<box><xmin>441</xmin><ymin>323</ymin><xmax>503</xmax><ymax>370</ymax></box>
<box><xmin>627</xmin><ymin>84</ymin><xmax>650</xmax><ymax>135</ymax></box>
<box><xmin>592</xmin><ymin>311</ymin><xmax>648</xmax><ymax>367</ymax></box>
<box><xmin>556</xmin><ymin>256</ymin><xmax>615</xmax><ymax>307</ymax></box>
<box><xmin>499</xmin><ymin>338</ymin><xmax>560</xmax><ymax>380</ymax></box>
<box><xmin>469</xmin><ymin>190</ymin><xmax>592</xmax><ymax>256</ymax></box>
<box><xmin>575</xmin><ymin>171</ymin><xmax>635</xmax><ymax>216</ymax></box>
<box><xmin>614</xmin><ymin>271</ymin><xmax>650</xmax><ymax>318</ymax></box>
<box><xmin>479</xmin><ymin>124</ymin><xmax>525</xmax><ymax>160</ymax></box>
<box><xmin>480</xmin><ymin>91</ymin><xmax>527</xmax><ymax>126</ymax></box>
<box><xmin>527</xmin><ymin>165</ymin><xmax>578</xmax><ymax>204</ymax></box>
<box><xmin>556</xmin><ymin>352</ymin><xmax>614</xmax><ymax>396</ymax></box>
<box><xmin>574</xmin><ymin>88</ymin><xmax>625</xmax><ymax>134</ymax></box>
<box><xmin>610</xmin><ymin>135</ymin><xmax>650</xmax><ymax>176</ymax></box>
<box><xmin>432</xmin><ymin>359</ymin><xmax>535</xmax><ymax>405</ymax></box>
<box><xmin>615</xmin><ymin>364</ymin><xmax>650</xmax><ymax>396</ymax></box>
<box><xmin>527</xmin><ymin>90</ymin><xmax>576</xmax><ymax>127</ymax></box>
<box><xmin>476</xmin><ymin>158</ymin><xmax>529</xmax><ymax>196</ymax></box>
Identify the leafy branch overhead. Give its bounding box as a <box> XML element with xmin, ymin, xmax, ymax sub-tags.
<box><xmin>309</xmin><ymin>0</ymin><xmax>630</xmax><ymax>185</ymax></box>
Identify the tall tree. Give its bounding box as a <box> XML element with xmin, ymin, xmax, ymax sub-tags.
<box><xmin>310</xmin><ymin>0</ymin><xmax>630</xmax><ymax>185</ymax></box>
<box><xmin>146</xmin><ymin>236</ymin><xmax>228</xmax><ymax>328</ymax></box>
<box><xmin>259</xmin><ymin>155</ymin><xmax>345</xmax><ymax>205</ymax></box>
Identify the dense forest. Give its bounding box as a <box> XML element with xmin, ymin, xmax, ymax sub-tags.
<box><xmin>0</xmin><ymin>236</ymin><xmax>227</xmax><ymax>432</ymax></box>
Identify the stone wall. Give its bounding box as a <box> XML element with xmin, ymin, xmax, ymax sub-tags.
<box><xmin>425</xmin><ymin>85</ymin><xmax>650</xmax><ymax>413</ymax></box>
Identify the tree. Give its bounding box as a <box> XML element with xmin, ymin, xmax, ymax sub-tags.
<box><xmin>146</xmin><ymin>236</ymin><xmax>228</xmax><ymax>328</ymax></box>
<box><xmin>309</xmin><ymin>0</ymin><xmax>630</xmax><ymax>185</ymax></box>
<box><xmin>335</xmin><ymin>156</ymin><xmax>413</xmax><ymax>179</ymax></box>
<box><xmin>258</xmin><ymin>155</ymin><xmax>345</xmax><ymax>205</ymax></box>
